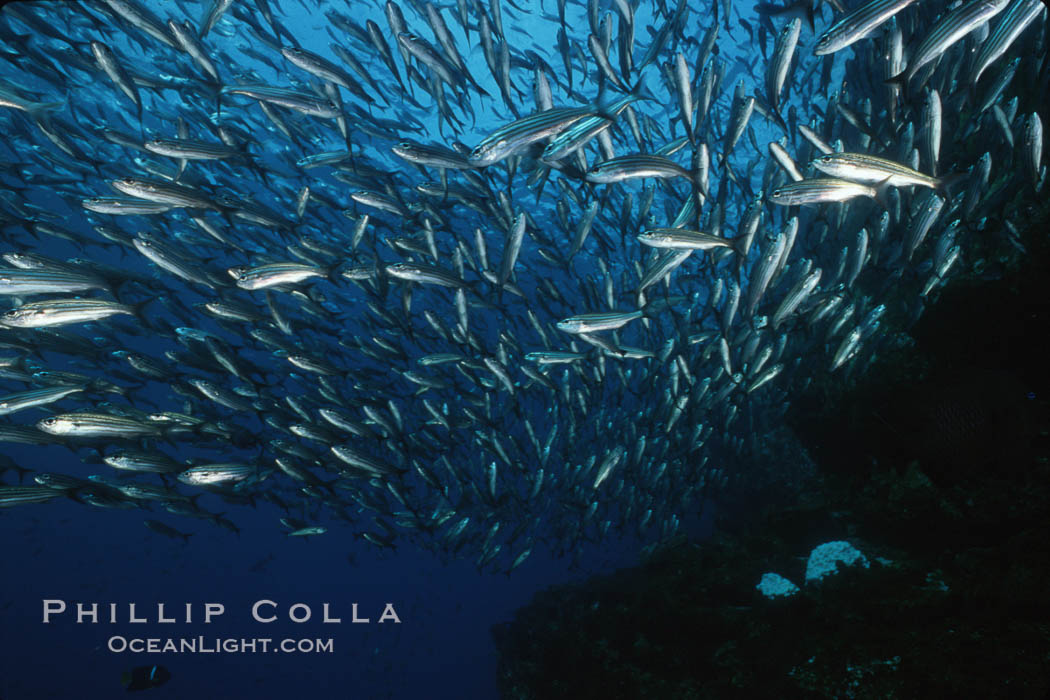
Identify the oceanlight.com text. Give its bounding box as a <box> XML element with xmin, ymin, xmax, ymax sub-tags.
<box><xmin>107</xmin><ymin>636</ymin><xmax>335</xmax><ymax>654</ymax></box>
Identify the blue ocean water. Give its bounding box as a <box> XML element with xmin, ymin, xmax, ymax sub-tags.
<box><xmin>0</xmin><ymin>0</ymin><xmax>1046</xmax><ymax>696</ymax></box>
<box><xmin>5</xmin><ymin>486</ymin><xmax>694</xmax><ymax>698</ymax></box>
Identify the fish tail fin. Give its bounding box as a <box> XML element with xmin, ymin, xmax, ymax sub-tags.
<box><xmin>25</xmin><ymin>99</ymin><xmax>66</xmax><ymax>117</ymax></box>
<box><xmin>132</xmin><ymin>297</ymin><xmax>166</xmax><ymax>327</ymax></box>
<box><xmin>722</xmin><ymin>158</ymin><xmax>753</xmax><ymax>198</ymax></box>
<box><xmin>732</xmin><ymin>236</ymin><xmax>746</xmax><ymax>258</ymax></box>
<box><xmin>327</xmin><ymin>261</ymin><xmax>351</xmax><ymax>284</ymax></box>
<box><xmin>772</xmin><ymin>108</ymin><xmax>788</xmax><ymax>134</ymax></box>
<box><xmin>628</xmin><ymin>79</ymin><xmax>655</xmax><ymax>104</ymax></box>
<box><xmin>233</xmin><ymin>138</ymin><xmax>252</xmax><ymax>160</ymax></box>
<box><xmin>533</xmin><ymin>166</ymin><xmax>551</xmax><ymax>202</ymax></box>
<box><xmin>343</xmin><ymin>126</ymin><xmax>355</xmax><ymax>163</ymax></box>
<box><xmin>884</xmin><ymin>71</ymin><xmax>907</xmax><ymax>90</ymax></box>
<box><xmin>935</xmin><ymin>171</ymin><xmax>967</xmax><ymax>196</ymax></box>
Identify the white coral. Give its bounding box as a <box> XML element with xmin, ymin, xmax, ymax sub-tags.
<box><xmin>805</xmin><ymin>541</ymin><xmax>869</xmax><ymax>584</ymax></box>
<box><xmin>757</xmin><ymin>572</ymin><xmax>800</xmax><ymax>599</ymax></box>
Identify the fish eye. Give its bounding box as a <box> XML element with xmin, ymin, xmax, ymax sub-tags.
<box><xmin>772</xmin><ymin>189</ymin><xmax>782</xmax><ymax>197</ymax></box>
<box><xmin>820</xmin><ymin>155</ymin><xmax>833</xmax><ymax>163</ymax></box>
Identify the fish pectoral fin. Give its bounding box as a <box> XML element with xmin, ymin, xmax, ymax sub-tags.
<box><xmin>873</xmin><ymin>177</ymin><xmax>893</xmax><ymax>210</ymax></box>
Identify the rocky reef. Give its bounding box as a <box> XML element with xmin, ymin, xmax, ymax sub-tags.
<box><xmin>493</xmin><ymin>212</ymin><xmax>1050</xmax><ymax>699</ymax></box>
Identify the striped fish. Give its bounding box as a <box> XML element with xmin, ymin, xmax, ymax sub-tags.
<box><xmin>0</xmin><ymin>298</ymin><xmax>137</xmax><ymax>328</ymax></box>
<box><xmin>469</xmin><ymin>105</ymin><xmax>611</xmax><ymax>167</ymax></box>
<box><xmin>0</xmin><ymin>385</ymin><xmax>85</xmax><ymax>417</ymax></box>
<box><xmin>0</xmin><ymin>268</ymin><xmax>108</xmax><ymax>296</ymax></box>
<box><xmin>110</xmin><ymin>177</ymin><xmax>219</xmax><ymax>209</ymax></box>
<box><xmin>1022</xmin><ymin>113</ymin><xmax>1043</xmax><ymax>190</ymax></box>
<box><xmin>143</xmin><ymin>137</ymin><xmax>243</xmax><ymax>160</ymax></box>
<box><xmin>888</xmin><ymin>0</ymin><xmax>1011</xmax><ymax>84</ymax></box>
<box><xmin>811</xmin><ymin>152</ymin><xmax>960</xmax><ymax>191</ymax></box>
<box><xmin>37</xmin><ymin>412</ymin><xmax>162</xmax><ymax>439</ymax></box>
<box><xmin>0</xmin><ymin>486</ymin><xmax>62</xmax><ymax>508</ymax></box>
<box><xmin>228</xmin><ymin>262</ymin><xmax>326</xmax><ymax>290</ymax></box>
<box><xmin>81</xmin><ymin>197</ymin><xmax>174</xmax><ymax>215</ymax></box>
<box><xmin>814</xmin><ymin>0</ymin><xmax>920</xmax><ymax>55</ymax></box>
<box><xmin>470</xmin><ymin>90</ymin><xmax>646</xmax><ymax>167</ymax></box>
<box><xmin>556</xmin><ymin>310</ymin><xmax>644</xmax><ymax>334</ymax></box>
<box><xmin>221</xmin><ymin>85</ymin><xmax>340</xmax><ymax>118</ymax></box>
<box><xmin>971</xmin><ymin>0</ymin><xmax>1046</xmax><ymax>84</ymax></box>
<box><xmin>766</xmin><ymin>18</ymin><xmax>801</xmax><ymax>116</ymax></box>
<box><xmin>637</xmin><ymin>228</ymin><xmax>736</xmax><ymax>250</ymax></box>
<box><xmin>769</xmin><ymin>178</ymin><xmax>883</xmax><ymax>205</ymax></box>
<box><xmin>586</xmin><ymin>154</ymin><xmax>694</xmax><ymax>184</ymax></box>
<box><xmin>177</xmin><ymin>464</ymin><xmax>257</xmax><ymax>486</ymax></box>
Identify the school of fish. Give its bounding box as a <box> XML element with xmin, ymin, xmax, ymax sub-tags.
<box><xmin>0</xmin><ymin>0</ymin><xmax>1046</xmax><ymax>571</ymax></box>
